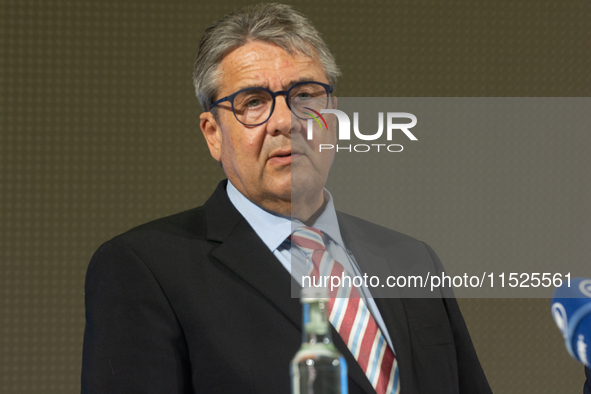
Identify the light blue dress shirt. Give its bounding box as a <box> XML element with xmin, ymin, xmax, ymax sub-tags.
<box><xmin>226</xmin><ymin>180</ymin><xmax>395</xmax><ymax>354</ymax></box>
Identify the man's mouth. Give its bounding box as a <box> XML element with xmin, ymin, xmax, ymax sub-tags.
<box><xmin>269</xmin><ymin>149</ymin><xmax>303</xmax><ymax>165</ymax></box>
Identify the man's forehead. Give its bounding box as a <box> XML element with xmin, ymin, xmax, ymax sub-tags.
<box><xmin>233</xmin><ymin>77</ymin><xmax>320</xmax><ymax>92</ymax></box>
<box><xmin>218</xmin><ymin>41</ymin><xmax>327</xmax><ymax>92</ymax></box>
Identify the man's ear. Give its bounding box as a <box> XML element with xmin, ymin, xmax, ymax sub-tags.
<box><xmin>327</xmin><ymin>96</ymin><xmax>339</xmax><ymax>135</ymax></box>
<box><xmin>200</xmin><ymin>111</ymin><xmax>222</xmax><ymax>162</ymax></box>
<box><xmin>330</xmin><ymin>95</ymin><xmax>338</xmax><ymax>110</ymax></box>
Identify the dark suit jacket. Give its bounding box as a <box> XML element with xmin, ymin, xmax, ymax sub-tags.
<box><xmin>585</xmin><ymin>367</ymin><xmax>591</xmax><ymax>394</ymax></box>
<box><xmin>82</xmin><ymin>180</ymin><xmax>491</xmax><ymax>393</ymax></box>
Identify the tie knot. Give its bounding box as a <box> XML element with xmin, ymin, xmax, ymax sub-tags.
<box><xmin>290</xmin><ymin>226</ymin><xmax>326</xmax><ymax>253</ymax></box>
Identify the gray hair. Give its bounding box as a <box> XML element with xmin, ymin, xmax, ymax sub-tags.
<box><xmin>192</xmin><ymin>3</ymin><xmax>340</xmax><ymax>113</ymax></box>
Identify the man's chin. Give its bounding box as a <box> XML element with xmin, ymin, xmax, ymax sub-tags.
<box><xmin>291</xmin><ymin>174</ymin><xmax>324</xmax><ymax>208</ymax></box>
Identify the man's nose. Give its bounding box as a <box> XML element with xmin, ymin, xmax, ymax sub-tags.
<box><xmin>266</xmin><ymin>94</ymin><xmax>295</xmax><ymax>135</ymax></box>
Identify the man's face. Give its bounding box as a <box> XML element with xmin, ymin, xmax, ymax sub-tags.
<box><xmin>200</xmin><ymin>41</ymin><xmax>336</xmax><ymax>217</ymax></box>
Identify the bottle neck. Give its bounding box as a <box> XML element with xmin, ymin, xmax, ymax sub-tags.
<box><xmin>302</xmin><ymin>299</ymin><xmax>333</xmax><ymax>345</ymax></box>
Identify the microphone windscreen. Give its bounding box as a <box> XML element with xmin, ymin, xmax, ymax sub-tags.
<box><xmin>551</xmin><ymin>278</ymin><xmax>591</xmax><ymax>367</ymax></box>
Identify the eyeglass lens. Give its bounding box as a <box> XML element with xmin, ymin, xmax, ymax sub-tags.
<box><xmin>233</xmin><ymin>83</ymin><xmax>329</xmax><ymax>126</ymax></box>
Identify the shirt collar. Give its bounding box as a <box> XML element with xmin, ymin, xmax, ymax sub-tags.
<box><xmin>226</xmin><ymin>180</ymin><xmax>346</xmax><ymax>251</ymax></box>
<box><xmin>290</xmin><ymin>190</ymin><xmax>346</xmax><ymax>249</ymax></box>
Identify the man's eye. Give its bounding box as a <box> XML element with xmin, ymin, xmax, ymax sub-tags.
<box><xmin>296</xmin><ymin>92</ymin><xmax>311</xmax><ymax>98</ymax></box>
<box><xmin>246</xmin><ymin>98</ymin><xmax>262</xmax><ymax>107</ymax></box>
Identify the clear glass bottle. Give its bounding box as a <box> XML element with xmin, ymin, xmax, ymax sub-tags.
<box><xmin>290</xmin><ymin>287</ymin><xmax>348</xmax><ymax>394</ymax></box>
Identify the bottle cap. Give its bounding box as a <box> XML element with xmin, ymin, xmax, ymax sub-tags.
<box><xmin>301</xmin><ymin>286</ymin><xmax>330</xmax><ymax>302</ymax></box>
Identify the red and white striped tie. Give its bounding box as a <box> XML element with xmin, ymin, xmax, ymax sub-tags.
<box><xmin>291</xmin><ymin>227</ymin><xmax>400</xmax><ymax>394</ymax></box>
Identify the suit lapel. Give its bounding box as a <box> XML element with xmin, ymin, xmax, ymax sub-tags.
<box><xmin>204</xmin><ymin>180</ymin><xmax>301</xmax><ymax>330</ymax></box>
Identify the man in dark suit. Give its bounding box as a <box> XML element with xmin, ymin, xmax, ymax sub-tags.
<box><xmin>82</xmin><ymin>3</ymin><xmax>492</xmax><ymax>393</ymax></box>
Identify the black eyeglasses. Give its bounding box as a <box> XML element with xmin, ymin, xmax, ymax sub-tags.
<box><xmin>208</xmin><ymin>81</ymin><xmax>334</xmax><ymax>127</ymax></box>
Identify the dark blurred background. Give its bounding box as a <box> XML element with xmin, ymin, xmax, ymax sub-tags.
<box><xmin>1</xmin><ymin>0</ymin><xmax>589</xmax><ymax>392</ymax></box>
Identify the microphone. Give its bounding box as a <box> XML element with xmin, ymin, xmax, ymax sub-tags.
<box><xmin>551</xmin><ymin>277</ymin><xmax>591</xmax><ymax>367</ymax></box>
